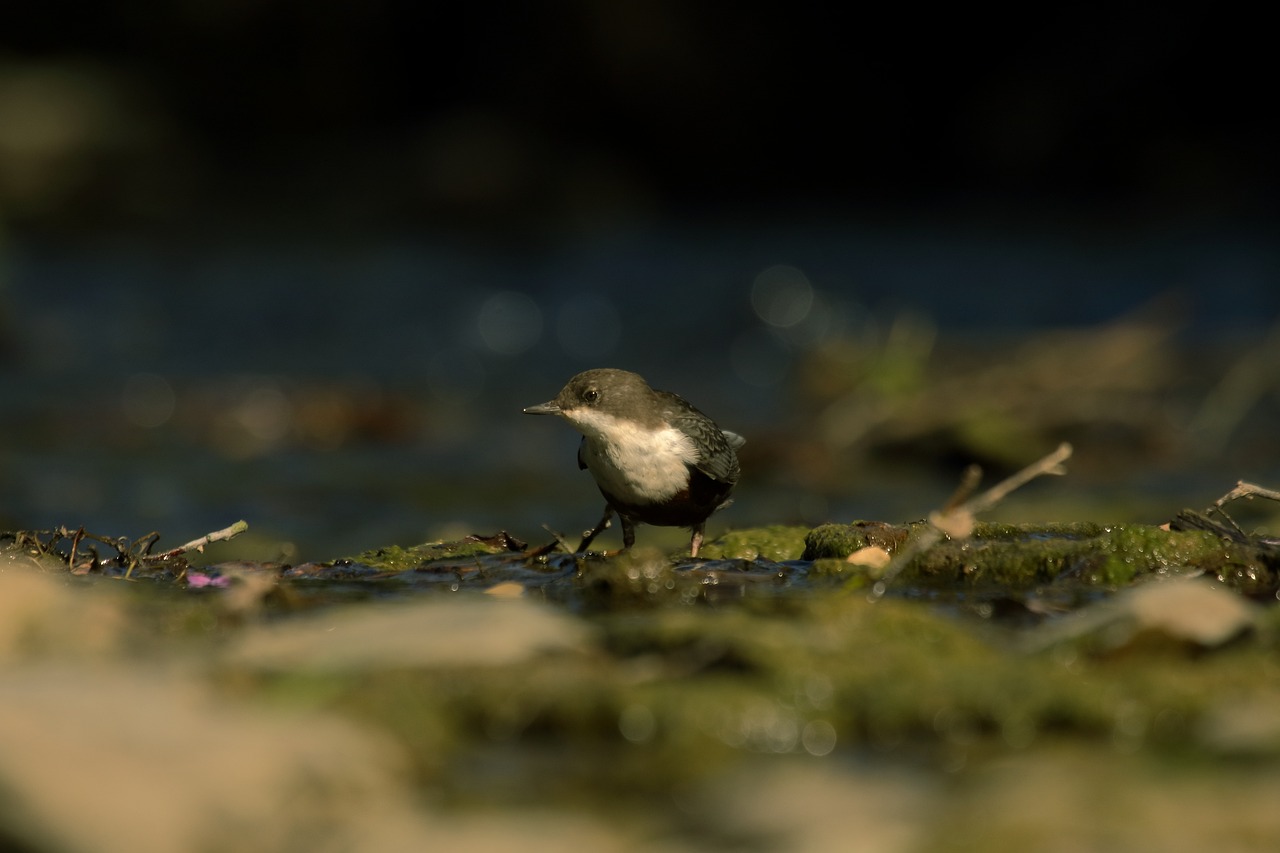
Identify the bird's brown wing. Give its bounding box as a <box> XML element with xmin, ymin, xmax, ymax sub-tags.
<box><xmin>658</xmin><ymin>391</ymin><xmax>742</xmax><ymax>486</ymax></box>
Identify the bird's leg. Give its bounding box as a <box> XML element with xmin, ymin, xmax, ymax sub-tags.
<box><xmin>689</xmin><ymin>523</ymin><xmax>705</xmax><ymax>559</ymax></box>
<box><xmin>577</xmin><ymin>505</ymin><xmax>614</xmax><ymax>552</ymax></box>
<box><xmin>591</xmin><ymin>513</ymin><xmax>634</xmax><ymax>558</ymax></box>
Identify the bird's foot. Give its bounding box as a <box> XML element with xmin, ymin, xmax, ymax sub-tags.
<box><xmin>688</xmin><ymin>526</ymin><xmax>705</xmax><ymax>559</ymax></box>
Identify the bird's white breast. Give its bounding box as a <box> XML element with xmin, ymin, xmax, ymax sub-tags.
<box><xmin>568</xmin><ymin>409</ymin><xmax>698</xmax><ymax>502</ymax></box>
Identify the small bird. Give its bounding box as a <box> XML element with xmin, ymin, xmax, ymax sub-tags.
<box><xmin>523</xmin><ymin>368</ymin><xmax>744</xmax><ymax>558</ymax></box>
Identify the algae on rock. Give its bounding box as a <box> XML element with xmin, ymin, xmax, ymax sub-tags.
<box><xmin>802</xmin><ymin>520</ymin><xmax>1277</xmax><ymax>592</ymax></box>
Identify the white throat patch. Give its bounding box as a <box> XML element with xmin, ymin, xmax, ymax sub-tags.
<box><xmin>565</xmin><ymin>408</ymin><xmax>698</xmax><ymax>502</ymax></box>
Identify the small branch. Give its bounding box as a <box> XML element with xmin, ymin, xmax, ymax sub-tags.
<box><xmin>149</xmin><ymin>520</ymin><xmax>249</xmax><ymax>561</ymax></box>
<box><xmin>940</xmin><ymin>464</ymin><xmax>983</xmax><ymax>513</ymax></box>
<box><xmin>869</xmin><ymin>443</ymin><xmax>1074</xmax><ymax>601</ymax></box>
<box><xmin>133</xmin><ymin>531</ymin><xmax>162</xmax><ymax>556</ymax></box>
<box><xmin>962</xmin><ymin>442</ymin><xmax>1073</xmax><ymax>517</ymax></box>
<box><xmin>1190</xmin><ymin>320</ymin><xmax>1280</xmax><ymax>455</ymax></box>
<box><xmin>1204</xmin><ymin>480</ymin><xmax>1280</xmax><ymax>544</ymax></box>
<box><xmin>1169</xmin><ymin>509</ymin><xmax>1247</xmax><ymax>543</ymax></box>
<box><xmin>527</xmin><ymin>523</ymin><xmax>575</xmax><ymax>558</ymax></box>
<box><xmin>1211</xmin><ymin>480</ymin><xmax>1280</xmax><ymax>511</ymax></box>
<box><xmin>67</xmin><ymin>527</ymin><xmax>86</xmax><ymax>571</ymax></box>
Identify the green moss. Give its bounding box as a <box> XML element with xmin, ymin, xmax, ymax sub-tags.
<box><xmin>697</xmin><ymin>525</ymin><xmax>810</xmax><ymax>561</ymax></box>
<box><xmin>970</xmin><ymin>521</ymin><xmax>1107</xmax><ymax>540</ymax></box>
<box><xmin>254</xmin><ymin>587</ymin><xmax>1280</xmax><ymax>816</ymax></box>
<box><xmin>1090</xmin><ymin>525</ymin><xmax>1267</xmax><ymax>587</ymax></box>
<box><xmin>800</xmin><ymin>521</ymin><xmax>1276</xmax><ymax>590</ymax></box>
<box><xmin>573</xmin><ymin>548</ymin><xmax>694</xmax><ymax>608</ymax></box>
<box><xmin>802</xmin><ymin>520</ymin><xmax>924</xmax><ymax>560</ymax></box>
<box><xmin>348</xmin><ymin>537</ymin><xmax>515</xmax><ymax>571</ymax></box>
<box><xmin>807</xmin><ymin>557</ymin><xmax>879</xmax><ymax>586</ymax></box>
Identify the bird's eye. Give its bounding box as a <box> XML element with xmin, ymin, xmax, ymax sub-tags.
<box><xmin>583</xmin><ymin>389</ymin><xmax>599</xmax><ymax>404</ymax></box>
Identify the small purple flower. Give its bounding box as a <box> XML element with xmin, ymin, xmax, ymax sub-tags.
<box><xmin>186</xmin><ymin>571</ymin><xmax>231</xmax><ymax>589</ymax></box>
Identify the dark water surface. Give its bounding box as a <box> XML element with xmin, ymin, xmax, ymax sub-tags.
<box><xmin>3</xmin><ymin>219</ymin><xmax>1278</xmax><ymax>558</ymax></box>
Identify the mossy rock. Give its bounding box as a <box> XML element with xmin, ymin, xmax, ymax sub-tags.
<box><xmin>802</xmin><ymin>520</ymin><xmax>926</xmax><ymax>560</ymax></box>
<box><xmin>349</xmin><ymin>533</ymin><xmax>525</xmax><ymax>572</ymax></box>
<box><xmin>697</xmin><ymin>526</ymin><xmax>810</xmax><ymax>562</ymax></box>
<box><xmin>803</xmin><ymin>521</ymin><xmax>1277</xmax><ymax>591</ymax></box>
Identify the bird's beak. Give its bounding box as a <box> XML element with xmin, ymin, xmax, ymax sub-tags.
<box><xmin>522</xmin><ymin>401</ymin><xmax>561</xmax><ymax>415</ymax></box>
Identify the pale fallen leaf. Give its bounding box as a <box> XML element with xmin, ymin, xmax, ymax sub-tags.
<box><xmin>227</xmin><ymin>597</ymin><xmax>591</xmax><ymax>672</ymax></box>
<box><xmin>1123</xmin><ymin>578</ymin><xmax>1257</xmax><ymax>646</ymax></box>
<box><xmin>711</xmin><ymin>760</ymin><xmax>935</xmax><ymax>853</ymax></box>
<box><xmin>1023</xmin><ymin>577</ymin><xmax>1258</xmax><ymax>653</ymax></box>
<box><xmin>0</xmin><ymin>666</ymin><xmax>637</xmax><ymax>853</ymax></box>
<box><xmin>0</xmin><ymin>564</ymin><xmax>131</xmax><ymax>665</ymax></box>
<box><xmin>0</xmin><ymin>667</ymin><xmax>419</xmax><ymax>853</ymax></box>
<box><xmin>847</xmin><ymin>546</ymin><xmax>892</xmax><ymax>569</ymax></box>
<box><xmin>484</xmin><ymin>581</ymin><xmax>526</xmax><ymax>598</ymax></box>
<box><xmin>929</xmin><ymin>508</ymin><xmax>975</xmax><ymax>540</ymax></box>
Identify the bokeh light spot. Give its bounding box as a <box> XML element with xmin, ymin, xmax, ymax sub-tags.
<box><xmin>801</xmin><ymin>720</ymin><xmax>838</xmax><ymax>756</ymax></box>
<box><xmin>618</xmin><ymin>704</ymin><xmax>657</xmax><ymax>744</ymax></box>
<box><xmin>751</xmin><ymin>264</ymin><xmax>814</xmax><ymax>328</ymax></box>
<box><xmin>477</xmin><ymin>291</ymin><xmax>543</xmax><ymax>355</ymax></box>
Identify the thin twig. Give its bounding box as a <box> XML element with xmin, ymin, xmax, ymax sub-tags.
<box><xmin>1206</xmin><ymin>480</ymin><xmax>1280</xmax><ymax>542</ymax></box>
<box><xmin>67</xmin><ymin>527</ymin><xmax>85</xmax><ymax>571</ymax></box>
<box><xmin>962</xmin><ymin>442</ymin><xmax>1073</xmax><ymax>516</ymax></box>
<box><xmin>1211</xmin><ymin>480</ymin><xmax>1280</xmax><ymax>509</ymax></box>
<box><xmin>134</xmin><ymin>531</ymin><xmax>162</xmax><ymax>556</ymax></box>
<box><xmin>940</xmin><ymin>464</ymin><xmax>983</xmax><ymax>513</ymax></box>
<box><xmin>543</xmin><ymin>523</ymin><xmax>575</xmax><ymax>553</ymax></box>
<box><xmin>527</xmin><ymin>523</ymin><xmax>575</xmax><ymax>558</ymax></box>
<box><xmin>1190</xmin><ymin>320</ymin><xmax>1280</xmax><ymax>454</ymax></box>
<box><xmin>869</xmin><ymin>442</ymin><xmax>1074</xmax><ymax>601</ymax></box>
<box><xmin>148</xmin><ymin>520</ymin><xmax>250</xmax><ymax>561</ymax></box>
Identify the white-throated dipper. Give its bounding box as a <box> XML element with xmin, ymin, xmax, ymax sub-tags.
<box><xmin>523</xmin><ymin>368</ymin><xmax>744</xmax><ymax>557</ymax></box>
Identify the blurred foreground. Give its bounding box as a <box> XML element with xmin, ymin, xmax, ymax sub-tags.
<box><xmin>5</xmin><ymin>504</ymin><xmax>1280</xmax><ymax>851</ymax></box>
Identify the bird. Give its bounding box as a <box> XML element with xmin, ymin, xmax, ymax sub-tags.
<box><xmin>523</xmin><ymin>368</ymin><xmax>744</xmax><ymax>558</ymax></box>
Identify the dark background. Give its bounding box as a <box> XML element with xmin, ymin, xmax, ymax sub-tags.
<box><xmin>1</xmin><ymin>4</ymin><xmax>1277</xmax><ymax>557</ymax></box>
<box><xmin>2</xmin><ymin>4</ymin><xmax>1274</xmax><ymax>235</ymax></box>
